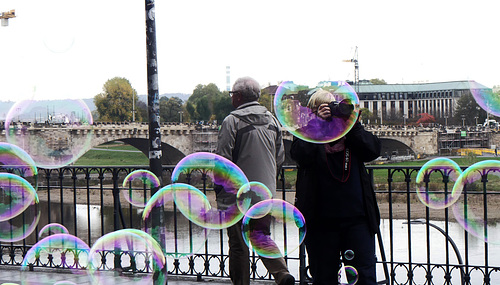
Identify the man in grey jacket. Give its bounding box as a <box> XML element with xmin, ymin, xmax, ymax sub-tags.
<box><xmin>216</xmin><ymin>77</ymin><xmax>295</xmax><ymax>285</ymax></box>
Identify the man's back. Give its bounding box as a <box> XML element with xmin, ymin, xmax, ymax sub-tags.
<box><xmin>216</xmin><ymin>101</ymin><xmax>284</xmax><ymax>194</ymax></box>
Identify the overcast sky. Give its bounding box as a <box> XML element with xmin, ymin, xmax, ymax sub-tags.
<box><xmin>1</xmin><ymin>0</ymin><xmax>499</xmax><ymax>101</ymax></box>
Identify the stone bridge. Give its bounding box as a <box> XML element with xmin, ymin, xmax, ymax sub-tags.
<box><xmin>365</xmin><ymin>126</ymin><xmax>439</xmax><ymax>157</ymax></box>
<box><xmin>0</xmin><ymin>122</ymin><xmax>444</xmax><ymax>165</ymax></box>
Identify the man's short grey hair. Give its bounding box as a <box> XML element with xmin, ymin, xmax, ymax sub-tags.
<box><xmin>232</xmin><ymin>76</ymin><xmax>261</xmax><ymax>102</ymax></box>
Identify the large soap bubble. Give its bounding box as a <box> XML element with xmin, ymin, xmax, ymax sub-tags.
<box><xmin>142</xmin><ymin>183</ymin><xmax>210</xmax><ymax>258</ymax></box>
<box><xmin>5</xmin><ymin>99</ymin><xmax>93</xmax><ymax>169</ymax></box>
<box><xmin>451</xmin><ymin>160</ymin><xmax>500</xmax><ymax>244</ymax></box>
<box><xmin>0</xmin><ymin>175</ymin><xmax>40</xmax><ymax>242</ymax></box>
<box><xmin>87</xmin><ymin>229</ymin><xmax>167</xmax><ymax>284</ymax></box>
<box><xmin>241</xmin><ymin>199</ymin><xmax>306</xmax><ymax>258</ymax></box>
<box><xmin>21</xmin><ymin>233</ymin><xmax>90</xmax><ymax>284</ymax></box>
<box><xmin>274</xmin><ymin>81</ymin><xmax>359</xmax><ymax>143</ymax></box>
<box><xmin>122</xmin><ymin>169</ymin><xmax>160</xmax><ymax>207</ymax></box>
<box><xmin>469</xmin><ymin>80</ymin><xmax>500</xmax><ymax>117</ymax></box>
<box><xmin>415</xmin><ymin>157</ymin><xmax>463</xmax><ymax>209</ymax></box>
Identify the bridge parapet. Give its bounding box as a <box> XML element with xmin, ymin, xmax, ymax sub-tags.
<box><xmin>0</xmin><ymin>123</ymin><xmax>441</xmax><ymax>158</ymax></box>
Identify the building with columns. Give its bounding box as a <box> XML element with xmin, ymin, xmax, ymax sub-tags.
<box><xmin>355</xmin><ymin>80</ymin><xmax>491</xmax><ymax>122</ymax></box>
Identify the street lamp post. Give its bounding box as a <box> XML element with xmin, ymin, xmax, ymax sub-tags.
<box><xmin>461</xmin><ymin>115</ymin><xmax>465</xmax><ymax>127</ymax></box>
<box><xmin>144</xmin><ymin>1</ymin><xmax>166</xmax><ymax>283</ymax></box>
<box><xmin>178</xmin><ymin>111</ymin><xmax>183</xmax><ymax>123</ymax></box>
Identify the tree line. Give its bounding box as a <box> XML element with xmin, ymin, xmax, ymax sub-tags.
<box><xmin>93</xmin><ymin>77</ymin><xmax>499</xmax><ymax>126</ymax></box>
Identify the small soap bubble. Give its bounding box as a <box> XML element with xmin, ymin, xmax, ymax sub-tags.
<box><xmin>87</xmin><ymin>229</ymin><xmax>166</xmax><ymax>284</ymax></box>
<box><xmin>415</xmin><ymin>157</ymin><xmax>463</xmax><ymax>209</ymax></box>
<box><xmin>38</xmin><ymin>223</ymin><xmax>69</xmax><ymax>238</ymax></box>
<box><xmin>122</xmin><ymin>170</ymin><xmax>160</xmax><ymax>207</ymax></box>
<box><xmin>171</xmin><ymin>152</ymin><xmax>249</xmax><ymax>229</ymax></box>
<box><xmin>142</xmin><ymin>183</ymin><xmax>209</xmax><ymax>258</ymax></box>
<box><xmin>274</xmin><ymin>81</ymin><xmax>359</xmax><ymax>143</ymax></box>
<box><xmin>338</xmin><ymin>264</ymin><xmax>359</xmax><ymax>285</ymax></box>
<box><xmin>236</xmin><ymin>181</ymin><xmax>273</xmax><ymax>215</ymax></box>
<box><xmin>5</xmin><ymin>99</ymin><xmax>93</xmax><ymax>169</ymax></box>
<box><xmin>452</xmin><ymin>160</ymin><xmax>500</xmax><ymax>244</ymax></box>
<box><xmin>344</xmin><ymin>249</ymin><xmax>355</xmax><ymax>261</ymax></box>
<box><xmin>241</xmin><ymin>199</ymin><xmax>306</xmax><ymax>258</ymax></box>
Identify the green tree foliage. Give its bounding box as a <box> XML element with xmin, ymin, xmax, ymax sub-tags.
<box><xmin>359</xmin><ymin>108</ymin><xmax>377</xmax><ymax>124</ymax></box>
<box><xmin>370</xmin><ymin>78</ymin><xmax>387</xmax><ymax>85</ymax></box>
<box><xmin>94</xmin><ymin>77</ymin><xmax>139</xmax><ymax>122</ymax></box>
<box><xmin>135</xmin><ymin>100</ymin><xmax>148</xmax><ymax>122</ymax></box>
<box><xmin>186</xmin><ymin>83</ymin><xmax>232</xmax><ymax>121</ymax></box>
<box><xmin>160</xmin><ymin>96</ymin><xmax>184</xmax><ymax>122</ymax></box>
<box><xmin>454</xmin><ymin>92</ymin><xmax>487</xmax><ymax>125</ymax></box>
<box><xmin>259</xmin><ymin>91</ymin><xmax>273</xmax><ymax>112</ymax></box>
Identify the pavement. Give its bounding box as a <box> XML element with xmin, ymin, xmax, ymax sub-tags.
<box><xmin>0</xmin><ymin>266</ymin><xmax>277</xmax><ymax>285</ymax></box>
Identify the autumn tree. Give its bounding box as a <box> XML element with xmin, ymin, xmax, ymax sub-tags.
<box><xmin>94</xmin><ymin>77</ymin><xmax>139</xmax><ymax>122</ymax></box>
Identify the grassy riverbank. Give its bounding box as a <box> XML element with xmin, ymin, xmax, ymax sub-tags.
<box><xmin>74</xmin><ymin>142</ymin><xmax>148</xmax><ymax>166</ymax></box>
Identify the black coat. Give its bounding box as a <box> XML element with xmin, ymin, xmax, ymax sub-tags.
<box><xmin>290</xmin><ymin>122</ymin><xmax>381</xmax><ymax>234</ymax></box>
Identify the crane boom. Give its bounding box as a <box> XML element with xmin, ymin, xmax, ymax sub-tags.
<box><xmin>343</xmin><ymin>46</ymin><xmax>359</xmax><ymax>93</ymax></box>
<box><xmin>1</xmin><ymin>9</ymin><xmax>16</xmax><ymax>27</ymax></box>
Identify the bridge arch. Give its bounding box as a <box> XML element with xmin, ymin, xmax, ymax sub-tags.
<box><xmin>379</xmin><ymin>138</ymin><xmax>415</xmax><ymax>158</ymax></box>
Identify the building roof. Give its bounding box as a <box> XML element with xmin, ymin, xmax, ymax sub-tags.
<box><xmin>356</xmin><ymin>80</ymin><xmax>490</xmax><ymax>93</ymax></box>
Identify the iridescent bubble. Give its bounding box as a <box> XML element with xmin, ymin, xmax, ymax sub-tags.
<box><xmin>38</xmin><ymin>223</ymin><xmax>70</xmax><ymax>238</ymax></box>
<box><xmin>338</xmin><ymin>264</ymin><xmax>359</xmax><ymax>285</ymax></box>
<box><xmin>236</xmin><ymin>181</ymin><xmax>272</xmax><ymax>215</ymax></box>
<box><xmin>5</xmin><ymin>99</ymin><xmax>93</xmax><ymax>169</ymax></box>
<box><xmin>21</xmin><ymin>233</ymin><xmax>90</xmax><ymax>284</ymax></box>
<box><xmin>469</xmin><ymin>80</ymin><xmax>500</xmax><ymax>117</ymax></box>
<box><xmin>0</xmin><ymin>142</ymin><xmax>38</xmax><ymax>189</ymax></box>
<box><xmin>274</xmin><ymin>81</ymin><xmax>359</xmax><ymax>143</ymax></box>
<box><xmin>344</xmin><ymin>249</ymin><xmax>355</xmax><ymax>261</ymax></box>
<box><xmin>0</xmin><ymin>178</ymin><xmax>40</xmax><ymax>242</ymax></box>
<box><xmin>142</xmin><ymin>183</ymin><xmax>209</xmax><ymax>258</ymax></box>
<box><xmin>416</xmin><ymin>157</ymin><xmax>463</xmax><ymax>209</ymax></box>
<box><xmin>452</xmin><ymin>160</ymin><xmax>500</xmax><ymax>244</ymax></box>
<box><xmin>122</xmin><ymin>170</ymin><xmax>160</xmax><ymax>207</ymax></box>
<box><xmin>87</xmin><ymin>229</ymin><xmax>166</xmax><ymax>285</ymax></box>
<box><xmin>0</xmin><ymin>173</ymin><xmax>37</xmax><ymax>222</ymax></box>
<box><xmin>241</xmin><ymin>199</ymin><xmax>306</xmax><ymax>258</ymax></box>
<box><xmin>171</xmin><ymin>152</ymin><xmax>249</xmax><ymax>229</ymax></box>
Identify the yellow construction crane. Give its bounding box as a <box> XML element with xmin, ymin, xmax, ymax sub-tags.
<box><xmin>343</xmin><ymin>46</ymin><xmax>359</xmax><ymax>93</ymax></box>
<box><xmin>1</xmin><ymin>9</ymin><xmax>16</xmax><ymax>27</ymax></box>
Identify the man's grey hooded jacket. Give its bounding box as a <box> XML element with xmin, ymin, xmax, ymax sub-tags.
<box><xmin>216</xmin><ymin>101</ymin><xmax>285</xmax><ymax>198</ymax></box>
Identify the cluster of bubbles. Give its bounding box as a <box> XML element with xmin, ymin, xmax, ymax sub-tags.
<box><xmin>0</xmin><ymin>148</ymin><xmax>305</xmax><ymax>283</ymax></box>
<box><xmin>338</xmin><ymin>250</ymin><xmax>359</xmax><ymax>285</ymax></box>
<box><xmin>416</xmin><ymin>157</ymin><xmax>500</xmax><ymax>244</ymax></box>
<box><xmin>0</xmin><ymin>94</ymin><xmax>308</xmax><ymax>283</ymax></box>
<box><xmin>0</xmin><ymin>143</ymin><xmax>40</xmax><ymax>243</ymax></box>
<box><xmin>274</xmin><ymin>81</ymin><xmax>360</xmax><ymax>144</ymax></box>
<box><xmin>157</xmin><ymin>152</ymin><xmax>306</xmax><ymax>259</ymax></box>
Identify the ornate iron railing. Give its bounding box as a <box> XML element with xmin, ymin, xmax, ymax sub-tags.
<box><xmin>1</xmin><ymin>164</ymin><xmax>499</xmax><ymax>284</ymax></box>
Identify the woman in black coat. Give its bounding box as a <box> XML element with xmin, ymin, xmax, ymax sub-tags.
<box><xmin>290</xmin><ymin>91</ymin><xmax>381</xmax><ymax>285</ymax></box>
